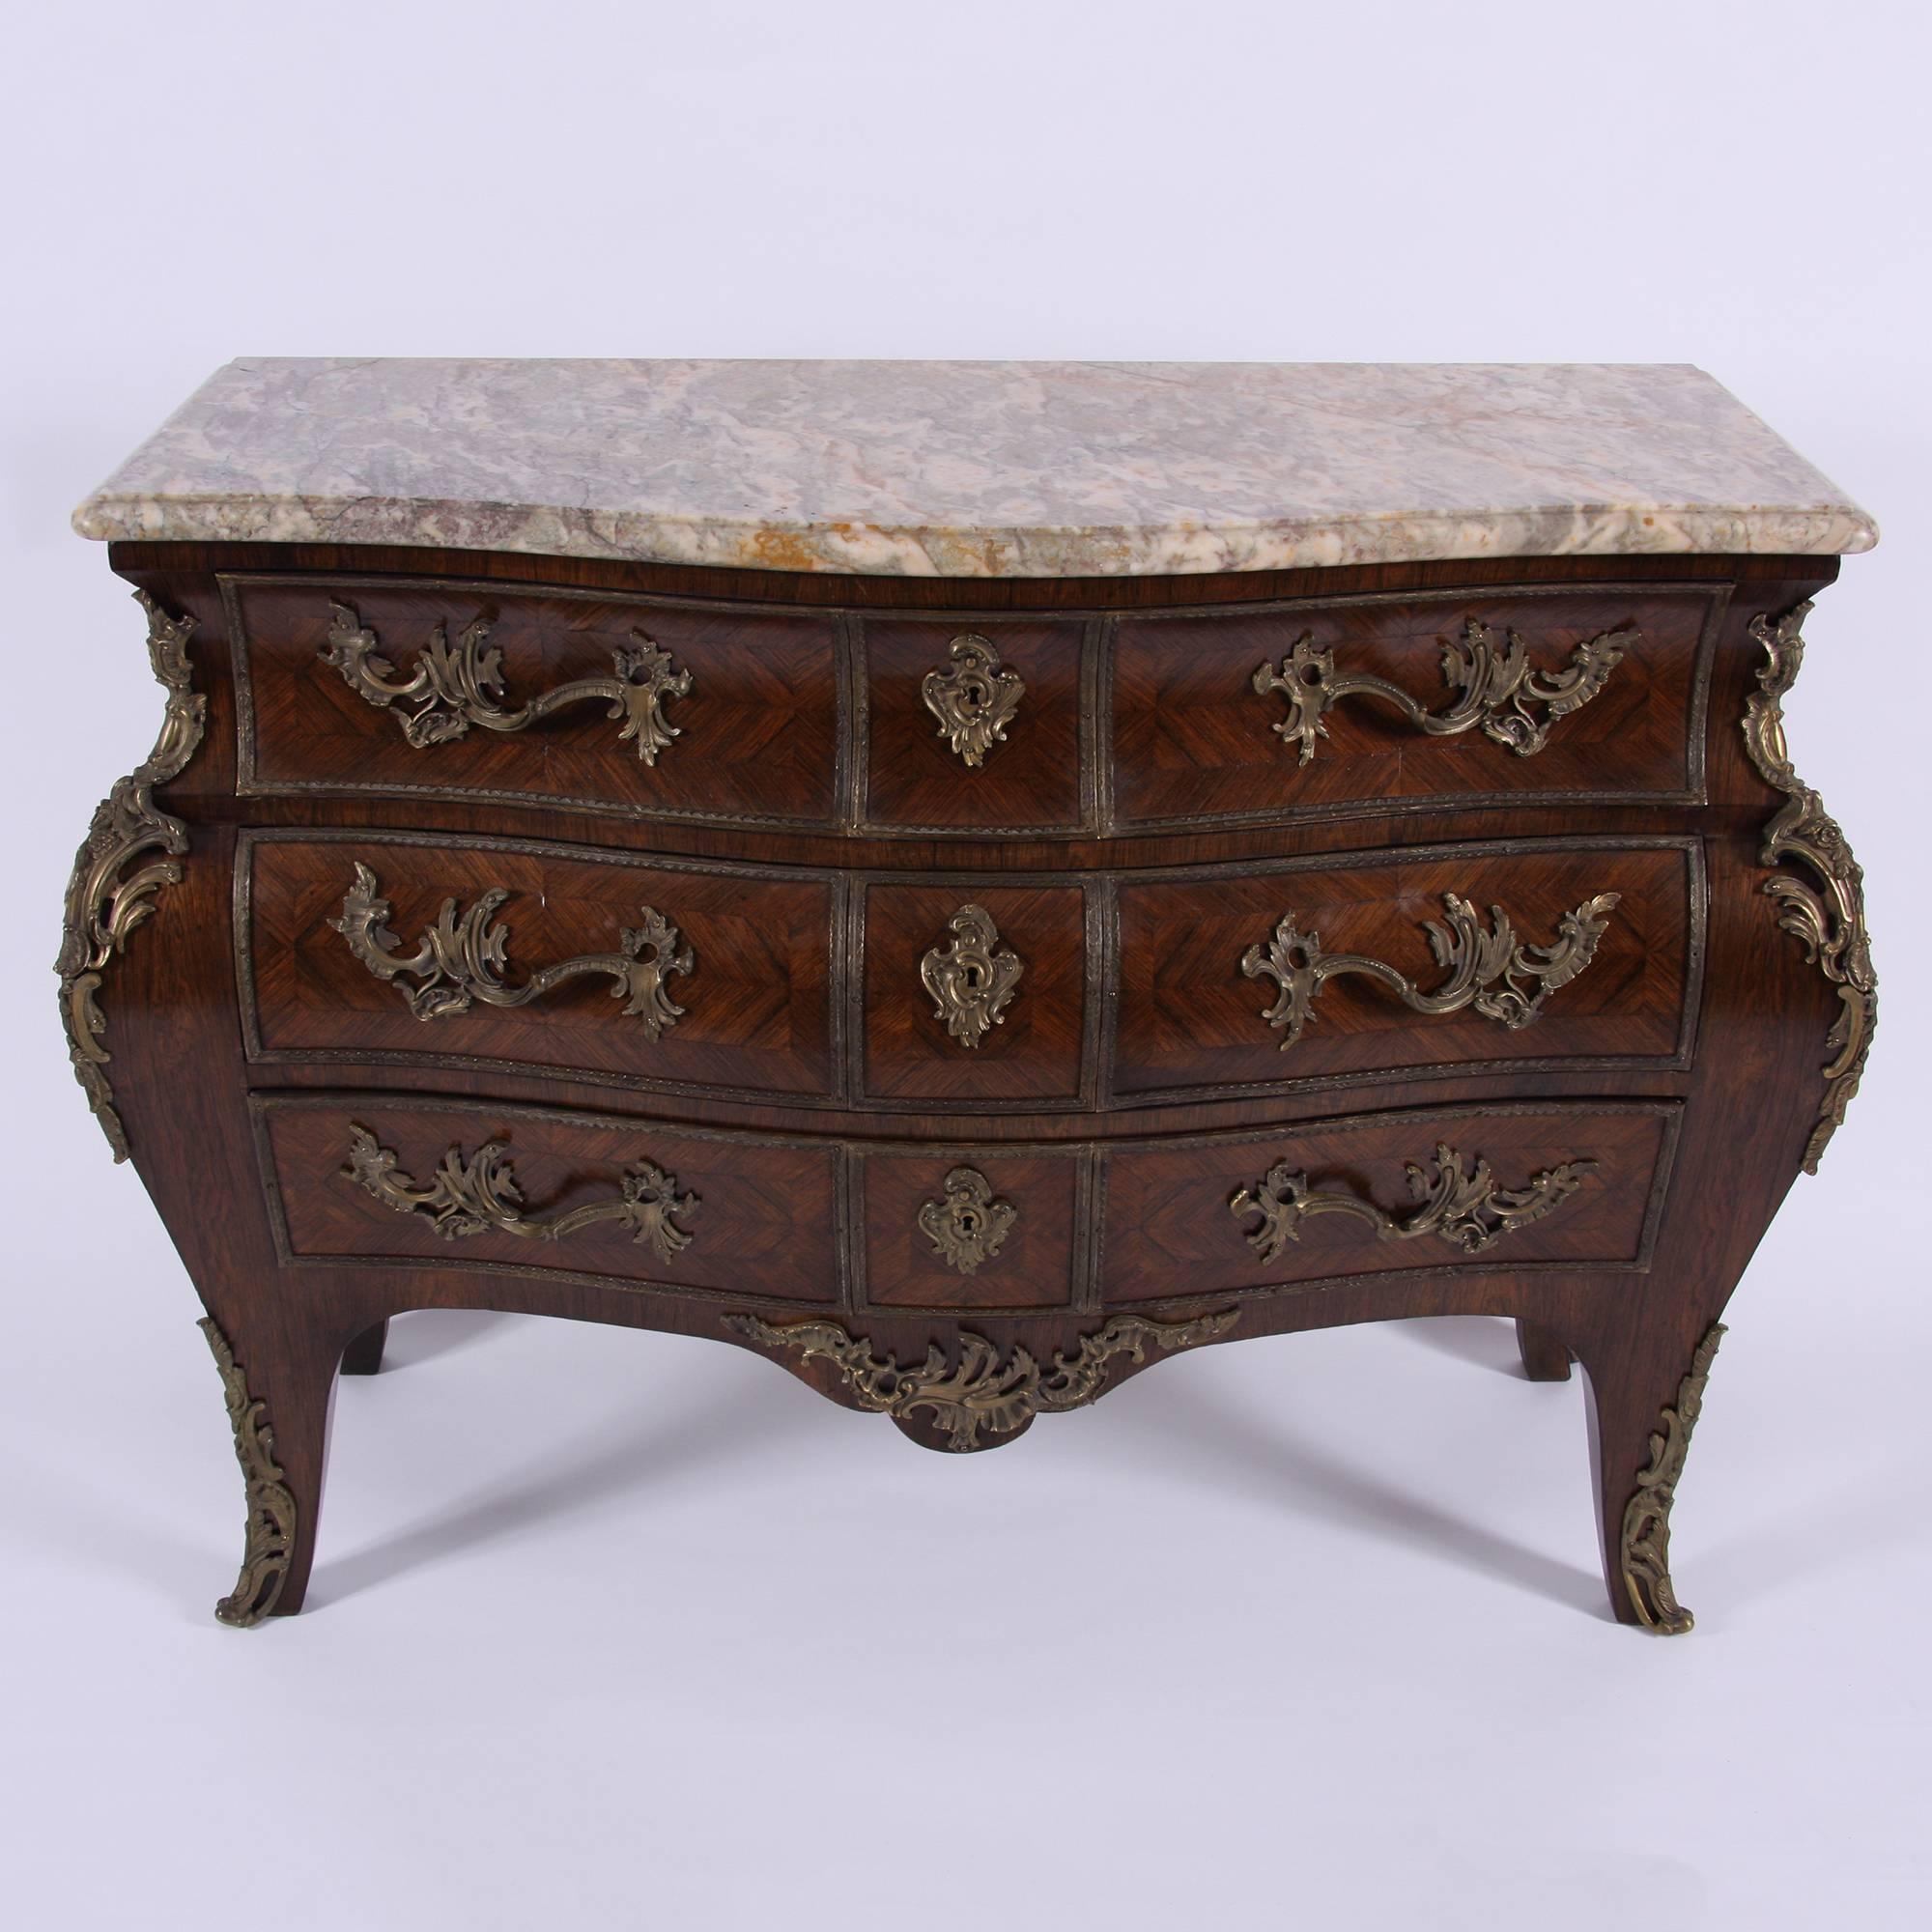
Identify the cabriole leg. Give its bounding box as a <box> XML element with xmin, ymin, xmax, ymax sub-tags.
<box><xmin>1515</xmin><ymin>1319</ymin><xmax>1573</xmax><ymax>1382</ymax></box>
<box><xmin>198</xmin><ymin>1314</ymin><xmax>340</xmax><ymax>1626</ymax></box>
<box><xmin>1577</xmin><ymin>1320</ymin><xmax>1727</xmax><ymax>1634</ymax></box>
<box><xmin>340</xmin><ymin>1319</ymin><xmax>389</xmax><ymax>1377</ymax></box>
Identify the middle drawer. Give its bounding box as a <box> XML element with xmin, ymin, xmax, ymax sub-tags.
<box><xmin>239</xmin><ymin>831</ymin><xmax>1702</xmax><ymax>1111</ymax></box>
<box><xmin>239</xmin><ymin>831</ymin><xmax>841</xmax><ymax>1105</ymax></box>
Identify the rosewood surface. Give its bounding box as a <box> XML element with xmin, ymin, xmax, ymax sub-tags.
<box><xmin>62</xmin><ymin>536</ymin><xmax>1866</xmax><ymax>1634</ymax></box>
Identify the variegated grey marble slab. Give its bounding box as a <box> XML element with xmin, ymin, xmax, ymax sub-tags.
<box><xmin>72</xmin><ymin>358</ymin><xmax>1876</xmax><ymax>577</ymax></box>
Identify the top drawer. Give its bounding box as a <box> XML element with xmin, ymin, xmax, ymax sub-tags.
<box><xmin>1107</xmin><ymin>584</ymin><xmax>1722</xmax><ymax>829</ymax></box>
<box><xmin>223</xmin><ymin>573</ymin><xmax>1724</xmax><ymax>839</ymax></box>
<box><xmin>228</xmin><ymin>576</ymin><xmax>843</xmax><ymax>828</ymax></box>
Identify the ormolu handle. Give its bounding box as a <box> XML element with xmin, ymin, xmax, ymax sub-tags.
<box><xmin>1231</xmin><ymin>1142</ymin><xmax>1595</xmax><ymax>1263</ymax></box>
<box><xmin>330</xmin><ymin>862</ymin><xmax>693</xmax><ymax>1037</ymax></box>
<box><xmin>1252</xmin><ymin>618</ymin><xmax>1633</xmax><ymax>765</ymax></box>
<box><xmin>343</xmin><ymin>1125</ymin><xmax>697</xmax><ymax>1264</ymax></box>
<box><xmin>321</xmin><ymin>601</ymin><xmax>692</xmax><ymax>764</ymax></box>
<box><xmin>1240</xmin><ymin>891</ymin><xmax>1619</xmax><ymax>1049</ymax></box>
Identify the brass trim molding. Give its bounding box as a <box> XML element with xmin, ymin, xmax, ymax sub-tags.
<box><xmin>1240</xmin><ymin>892</ymin><xmax>1620</xmax><ymax>1050</ymax></box>
<box><xmin>1252</xmin><ymin>618</ymin><xmax>1633</xmax><ymax>766</ymax></box>
<box><xmin>1620</xmin><ymin>1322</ymin><xmax>1726</xmax><ymax>1634</ymax></box>
<box><xmin>723</xmin><ymin>1309</ymin><xmax>1238</xmax><ymax>1451</ymax></box>
<box><xmin>1231</xmin><ymin>1141</ymin><xmax>1595</xmax><ymax>1264</ymax></box>
<box><xmin>331</xmin><ymin>861</ymin><xmax>693</xmax><ymax>1036</ymax></box>
<box><xmin>343</xmin><ymin>1124</ymin><xmax>697</xmax><ymax>1263</ymax></box>
<box><xmin>922</xmin><ymin>633</ymin><xmax>1026</xmax><ymax>766</ymax></box>
<box><xmin>55</xmin><ymin>591</ymin><xmax>206</xmax><ymax>1161</ymax></box>
<box><xmin>321</xmin><ymin>599</ymin><xmax>692</xmax><ymax>764</ymax></box>
<box><xmin>920</xmin><ymin>902</ymin><xmax>1024</xmax><ymax>1048</ymax></box>
<box><xmin>1744</xmin><ymin>600</ymin><xmax>1876</xmax><ymax>1171</ymax></box>
<box><xmin>198</xmin><ymin>1316</ymin><xmax>297</xmax><ymax>1629</ymax></box>
<box><xmin>917</xmin><ymin>1167</ymin><xmax>1017</xmax><ymax>1274</ymax></box>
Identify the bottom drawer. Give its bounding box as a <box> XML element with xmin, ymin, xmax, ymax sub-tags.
<box><xmin>253</xmin><ymin>1094</ymin><xmax>1680</xmax><ymax>1315</ymax></box>
<box><xmin>254</xmin><ymin>1095</ymin><xmax>841</xmax><ymax>1305</ymax></box>
<box><xmin>1099</xmin><ymin>1103</ymin><xmax>1681</xmax><ymax>1303</ymax></box>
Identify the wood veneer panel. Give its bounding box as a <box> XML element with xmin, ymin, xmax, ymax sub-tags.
<box><xmin>242</xmin><ymin>832</ymin><xmax>839</xmax><ymax>1102</ymax></box>
<box><xmin>115</xmin><ymin>538</ymin><xmax>1833</xmax><ymax>610</ymax></box>
<box><xmin>79</xmin><ymin>535</ymin><xmax>1859</xmax><ymax>1628</ymax></box>
<box><xmin>1110</xmin><ymin>838</ymin><xmax>1700</xmax><ymax>1102</ymax></box>
<box><xmin>230</xmin><ymin>575</ymin><xmax>842</xmax><ymax>828</ymax></box>
<box><xmin>258</xmin><ymin>1096</ymin><xmax>841</xmax><ymax>1304</ymax></box>
<box><xmin>1099</xmin><ymin>1103</ymin><xmax>1679</xmax><ymax>1303</ymax></box>
<box><xmin>861</xmin><ymin>615</ymin><xmax>1088</xmax><ymax>832</ymax></box>
<box><xmin>858</xmin><ymin>1150</ymin><xmax>1082</xmax><ymax>1313</ymax></box>
<box><xmin>859</xmin><ymin>881</ymin><xmax>1093</xmax><ymax>1107</ymax></box>
<box><xmin>1110</xmin><ymin>585</ymin><xmax>1719</xmax><ymax>828</ymax></box>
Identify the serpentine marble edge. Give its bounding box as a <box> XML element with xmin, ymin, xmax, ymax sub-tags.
<box><xmin>71</xmin><ymin>359</ymin><xmax>1876</xmax><ymax>578</ymax></box>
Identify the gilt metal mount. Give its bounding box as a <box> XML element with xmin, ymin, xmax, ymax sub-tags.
<box><xmin>322</xmin><ymin>600</ymin><xmax>692</xmax><ymax>764</ymax></box>
<box><xmin>343</xmin><ymin>1125</ymin><xmax>696</xmax><ymax>1264</ymax></box>
<box><xmin>723</xmin><ymin>1309</ymin><xmax>1238</xmax><ymax>1452</ymax></box>
<box><xmin>331</xmin><ymin>862</ymin><xmax>693</xmax><ymax>1037</ymax></box>
<box><xmin>1240</xmin><ymin>892</ymin><xmax>1619</xmax><ymax>1049</ymax></box>
<box><xmin>1231</xmin><ymin>1142</ymin><xmax>1595</xmax><ymax>1264</ymax></box>
<box><xmin>917</xmin><ymin>1167</ymin><xmax>1017</xmax><ymax>1274</ymax></box>
<box><xmin>198</xmin><ymin>1316</ymin><xmax>297</xmax><ymax>1629</ymax></box>
<box><xmin>920</xmin><ymin>903</ymin><xmax>1024</xmax><ymax>1048</ymax></box>
<box><xmin>1743</xmin><ymin>600</ymin><xmax>1875</xmax><ymax>1171</ymax></box>
<box><xmin>1620</xmin><ymin>1322</ymin><xmax>1726</xmax><ymax>1634</ymax></box>
<box><xmin>1252</xmin><ymin>618</ymin><xmax>1633</xmax><ymax>765</ymax></box>
<box><xmin>921</xmin><ymin>633</ymin><xmax>1026</xmax><ymax>766</ymax></box>
<box><xmin>56</xmin><ymin>591</ymin><xmax>207</xmax><ymax>1161</ymax></box>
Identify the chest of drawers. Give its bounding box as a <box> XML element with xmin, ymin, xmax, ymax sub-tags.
<box><xmin>63</xmin><ymin>358</ymin><xmax>1876</xmax><ymax>1632</ymax></box>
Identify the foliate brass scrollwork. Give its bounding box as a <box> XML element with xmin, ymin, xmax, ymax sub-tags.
<box><xmin>1240</xmin><ymin>892</ymin><xmax>1620</xmax><ymax>1049</ymax></box>
<box><xmin>198</xmin><ymin>1316</ymin><xmax>297</xmax><ymax>1629</ymax></box>
<box><xmin>1743</xmin><ymin>600</ymin><xmax>1876</xmax><ymax>1172</ymax></box>
<box><xmin>343</xmin><ymin>1125</ymin><xmax>697</xmax><ymax>1264</ymax></box>
<box><xmin>1253</xmin><ymin>618</ymin><xmax>1634</xmax><ymax>766</ymax></box>
<box><xmin>917</xmin><ymin>1168</ymin><xmax>1017</xmax><ymax>1274</ymax></box>
<box><xmin>920</xmin><ymin>903</ymin><xmax>1023</xmax><ymax>1048</ymax></box>
<box><xmin>1231</xmin><ymin>1142</ymin><xmax>1595</xmax><ymax>1264</ymax></box>
<box><xmin>56</xmin><ymin>591</ymin><xmax>207</xmax><ymax>1161</ymax></box>
<box><xmin>1620</xmin><ymin>1322</ymin><xmax>1726</xmax><ymax>1634</ymax></box>
<box><xmin>321</xmin><ymin>600</ymin><xmax>693</xmax><ymax>764</ymax></box>
<box><xmin>722</xmin><ymin>1310</ymin><xmax>1238</xmax><ymax>1453</ymax></box>
<box><xmin>921</xmin><ymin>633</ymin><xmax>1026</xmax><ymax>767</ymax></box>
<box><xmin>330</xmin><ymin>862</ymin><xmax>693</xmax><ymax>1037</ymax></box>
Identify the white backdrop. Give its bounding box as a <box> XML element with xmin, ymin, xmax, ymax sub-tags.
<box><xmin>4</xmin><ymin>5</ymin><xmax>1926</xmax><ymax>1928</ymax></box>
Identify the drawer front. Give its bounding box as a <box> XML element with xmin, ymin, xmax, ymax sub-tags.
<box><xmin>244</xmin><ymin>838</ymin><xmax>1693</xmax><ymax>1116</ymax></box>
<box><xmin>1100</xmin><ymin>1103</ymin><xmax>1680</xmax><ymax>1303</ymax></box>
<box><xmin>241</xmin><ymin>832</ymin><xmax>838</xmax><ymax>1103</ymax></box>
<box><xmin>1111</xmin><ymin>839</ymin><xmax>1699</xmax><ymax>1103</ymax></box>
<box><xmin>1109</xmin><ymin>585</ymin><xmax>1719</xmax><ymax>828</ymax></box>
<box><xmin>855</xmin><ymin>1149</ymin><xmax>1086</xmax><ymax>1313</ymax></box>
<box><xmin>229</xmin><ymin>575</ymin><xmax>842</xmax><ymax>827</ymax></box>
<box><xmin>255</xmin><ymin>1096</ymin><xmax>1678</xmax><ymax>1312</ymax></box>
<box><xmin>860</xmin><ymin>616</ymin><xmax>1088</xmax><ymax>832</ymax></box>
<box><xmin>230</xmin><ymin>576</ymin><xmax>1717</xmax><ymax>838</ymax></box>
<box><xmin>256</xmin><ymin>1096</ymin><xmax>841</xmax><ymax>1304</ymax></box>
<box><xmin>858</xmin><ymin>880</ymin><xmax>1098</xmax><ymax>1109</ymax></box>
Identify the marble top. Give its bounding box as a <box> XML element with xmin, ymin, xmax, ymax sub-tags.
<box><xmin>71</xmin><ymin>358</ymin><xmax>1876</xmax><ymax>578</ymax></box>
